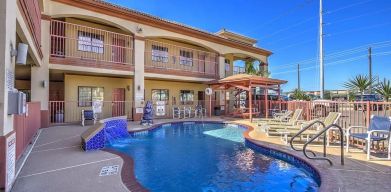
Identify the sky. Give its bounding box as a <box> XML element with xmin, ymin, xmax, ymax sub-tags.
<box><xmin>106</xmin><ymin>0</ymin><xmax>391</xmax><ymax>92</ymax></box>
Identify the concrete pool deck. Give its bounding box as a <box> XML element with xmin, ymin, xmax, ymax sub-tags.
<box><xmin>11</xmin><ymin>118</ymin><xmax>391</xmax><ymax>192</ymax></box>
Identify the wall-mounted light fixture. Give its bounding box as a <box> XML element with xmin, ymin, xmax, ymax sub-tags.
<box><xmin>10</xmin><ymin>43</ymin><xmax>29</xmax><ymax>65</ymax></box>
<box><xmin>126</xmin><ymin>85</ymin><xmax>131</xmax><ymax>91</ymax></box>
<box><xmin>136</xmin><ymin>25</ymin><xmax>143</xmax><ymax>33</ymax></box>
<box><xmin>137</xmin><ymin>85</ymin><xmax>141</xmax><ymax>91</ymax></box>
<box><xmin>42</xmin><ymin>80</ymin><xmax>48</xmax><ymax>88</ymax></box>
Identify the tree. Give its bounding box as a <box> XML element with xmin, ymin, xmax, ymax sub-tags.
<box><xmin>375</xmin><ymin>79</ymin><xmax>391</xmax><ymax>101</ymax></box>
<box><xmin>290</xmin><ymin>89</ymin><xmax>310</xmax><ymax>101</ymax></box>
<box><xmin>343</xmin><ymin>75</ymin><xmax>374</xmax><ymax>101</ymax></box>
<box><xmin>347</xmin><ymin>91</ymin><xmax>355</xmax><ymax>102</ymax></box>
<box><xmin>244</xmin><ymin>60</ymin><xmax>270</xmax><ymax>77</ymax></box>
<box><xmin>244</xmin><ymin>60</ymin><xmax>257</xmax><ymax>75</ymax></box>
<box><xmin>324</xmin><ymin>91</ymin><xmax>332</xmax><ymax>100</ymax></box>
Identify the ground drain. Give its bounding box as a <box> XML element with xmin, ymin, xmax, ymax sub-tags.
<box><xmin>99</xmin><ymin>165</ymin><xmax>119</xmax><ymax>176</ymax></box>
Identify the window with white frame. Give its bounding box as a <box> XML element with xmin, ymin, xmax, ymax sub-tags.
<box><xmin>179</xmin><ymin>50</ymin><xmax>193</xmax><ymax>66</ymax></box>
<box><xmin>152</xmin><ymin>89</ymin><xmax>169</xmax><ymax>104</ymax></box>
<box><xmin>78</xmin><ymin>86</ymin><xmax>104</xmax><ymax>107</ymax></box>
<box><xmin>78</xmin><ymin>31</ymin><xmax>104</xmax><ymax>53</ymax></box>
<box><xmin>151</xmin><ymin>45</ymin><xmax>169</xmax><ymax>63</ymax></box>
<box><xmin>180</xmin><ymin>90</ymin><xmax>194</xmax><ymax>105</ymax></box>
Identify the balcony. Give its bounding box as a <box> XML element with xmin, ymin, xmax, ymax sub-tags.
<box><xmin>145</xmin><ymin>39</ymin><xmax>218</xmax><ymax>79</ymax></box>
<box><xmin>50</xmin><ymin>20</ymin><xmax>134</xmax><ymax>71</ymax></box>
<box><xmin>18</xmin><ymin>0</ymin><xmax>42</xmax><ymax>57</ymax></box>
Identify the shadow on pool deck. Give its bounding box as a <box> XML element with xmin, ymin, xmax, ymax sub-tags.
<box><xmin>11</xmin><ymin>117</ymin><xmax>391</xmax><ymax>192</ymax></box>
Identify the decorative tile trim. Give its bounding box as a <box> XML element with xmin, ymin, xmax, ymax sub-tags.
<box><xmin>245</xmin><ymin>140</ymin><xmax>321</xmax><ymax>185</ymax></box>
<box><xmin>82</xmin><ymin>117</ymin><xmax>128</xmax><ymax>151</ymax></box>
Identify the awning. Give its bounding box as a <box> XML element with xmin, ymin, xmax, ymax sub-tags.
<box><xmin>207</xmin><ymin>74</ymin><xmax>287</xmax><ymax>91</ymax></box>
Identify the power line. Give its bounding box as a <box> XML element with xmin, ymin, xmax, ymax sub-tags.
<box><xmin>272</xmin><ymin>45</ymin><xmax>391</xmax><ymax>71</ymax></box>
<box><xmin>271</xmin><ymin>41</ymin><xmax>391</xmax><ymax>70</ymax></box>
<box><xmin>262</xmin><ymin>28</ymin><xmax>315</xmax><ymax>45</ymax></box>
<box><xmin>274</xmin><ymin>39</ymin><xmax>316</xmax><ymax>52</ymax></box>
<box><xmin>327</xmin><ymin>22</ymin><xmax>391</xmax><ymax>37</ymax></box>
<box><xmin>273</xmin><ymin>22</ymin><xmax>391</xmax><ymax>52</ymax></box>
<box><xmin>262</xmin><ymin>16</ymin><xmax>317</xmax><ymax>40</ymax></box>
<box><xmin>264</xmin><ymin>10</ymin><xmax>390</xmax><ymax>46</ymax></box>
<box><xmin>272</xmin><ymin>51</ymin><xmax>391</xmax><ymax>75</ymax></box>
<box><xmin>276</xmin><ymin>41</ymin><xmax>391</xmax><ymax>67</ymax></box>
<box><xmin>324</xmin><ymin>0</ymin><xmax>375</xmax><ymax>15</ymax></box>
<box><xmin>247</xmin><ymin>0</ymin><xmax>314</xmax><ymax>34</ymax></box>
<box><xmin>327</xmin><ymin>7</ymin><xmax>391</xmax><ymax>25</ymax></box>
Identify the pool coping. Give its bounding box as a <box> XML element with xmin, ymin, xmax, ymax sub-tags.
<box><xmin>105</xmin><ymin>120</ymin><xmax>335</xmax><ymax>192</ymax></box>
<box><xmin>102</xmin><ymin>149</ymin><xmax>148</xmax><ymax>192</ymax></box>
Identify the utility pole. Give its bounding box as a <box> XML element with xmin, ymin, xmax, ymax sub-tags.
<box><xmin>368</xmin><ymin>47</ymin><xmax>372</xmax><ymax>93</ymax></box>
<box><xmin>297</xmin><ymin>64</ymin><xmax>301</xmax><ymax>90</ymax></box>
<box><xmin>319</xmin><ymin>0</ymin><xmax>324</xmax><ymax>99</ymax></box>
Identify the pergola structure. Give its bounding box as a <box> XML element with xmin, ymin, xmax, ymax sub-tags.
<box><xmin>208</xmin><ymin>74</ymin><xmax>288</xmax><ymax>122</ymax></box>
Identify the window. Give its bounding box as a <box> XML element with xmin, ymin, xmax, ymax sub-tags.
<box><xmin>152</xmin><ymin>89</ymin><xmax>169</xmax><ymax>104</ymax></box>
<box><xmin>151</xmin><ymin>45</ymin><xmax>169</xmax><ymax>63</ymax></box>
<box><xmin>180</xmin><ymin>90</ymin><xmax>194</xmax><ymax>105</ymax></box>
<box><xmin>78</xmin><ymin>31</ymin><xmax>104</xmax><ymax>53</ymax></box>
<box><xmin>78</xmin><ymin>87</ymin><xmax>104</xmax><ymax>107</ymax></box>
<box><xmin>179</xmin><ymin>50</ymin><xmax>193</xmax><ymax>66</ymax></box>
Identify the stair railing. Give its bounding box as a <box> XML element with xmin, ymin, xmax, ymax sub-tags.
<box><xmin>303</xmin><ymin>124</ymin><xmax>345</xmax><ymax>166</ymax></box>
<box><xmin>289</xmin><ymin>120</ymin><xmax>325</xmax><ymax>157</ymax></box>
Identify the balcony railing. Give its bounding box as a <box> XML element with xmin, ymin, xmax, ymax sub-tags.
<box><xmin>50</xmin><ymin>20</ymin><xmax>134</xmax><ymax>70</ymax></box>
<box><xmin>233</xmin><ymin>66</ymin><xmax>246</xmax><ymax>75</ymax></box>
<box><xmin>145</xmin><ymin>39</ymin><xmax>218</xmax><ymax>78</ymax></box>
<box><xmin>49</xmin><ymin>100</ymin><xmax>212</xmax><ymax>125</ymax></box>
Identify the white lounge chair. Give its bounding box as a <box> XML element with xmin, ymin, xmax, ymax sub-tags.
<box><xmin>346</xmin><ymin>115</ymin><xmax>391</xmax><ymax>160</ymax></box>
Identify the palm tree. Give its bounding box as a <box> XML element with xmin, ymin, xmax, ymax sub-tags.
<box><xmin>375</xmin><ymin>79</ymin><xmax>391</xmax><ymax>101</ymax></box>
<box><xmin>291</xmin><ymin>89</ymin><xmax>310</xmax><ymax>101</ymax></box>
<box><xmin>257</xmin><ymin>61</ymin><xmax>271</xmax><ymax>77</ymax></box>
<box><xmin>343</xmin><ymin>75</ymin><xmax>374</xmax><ymax>101</ymax></box>
<box><xmin>244</xmin><ymin>60</ymin><xmax>257</xmax><ymax>75</ymax></box>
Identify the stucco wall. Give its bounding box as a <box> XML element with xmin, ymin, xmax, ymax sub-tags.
<box><xmin>46</xmin><ymin>0</ymin><xmax>269</xmax><ymax>63</ymax></box>
<box><xmin>0</xmin><ymin>0</ymin><xmax>17</xmax><ymax>136</ymax></box>
<box><xmin>59</xmin><ymin>18</ymin><xmax>133</xmax><ymax>64</ymax></box>
<box><xmin>144</xmin><ymin>79</ymin><xmax>207</xmax><ymax>105</ymax></box>
<box><xmin>63</xmin><ymin>74</ymin><xmax>133</xmax><ymax>122</ymax></box>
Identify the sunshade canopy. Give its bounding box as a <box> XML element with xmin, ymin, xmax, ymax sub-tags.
<box><xmin>208</xmin><ymin>74</ymin><xmax>287</xmax><ymax>91</ymax></box>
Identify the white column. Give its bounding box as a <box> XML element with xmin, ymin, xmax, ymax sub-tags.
<box><xmin>31</xmin><ymin>19</ymin><xmax>49</xmax><ymax>110</ymax></box>
<box><xmin>219</xmin><ymin>56</ymin><xmax>225</xmax><ymax>79</ymax></box>
<box><xmin>133</xmin><ymin>37</ymin><xmax>145</xmax><ymax>109</ymax></box>
<box><xmin>0</xmin><ymin>0</ymin><xmax>17</xmax><ymax>136</ymax></box>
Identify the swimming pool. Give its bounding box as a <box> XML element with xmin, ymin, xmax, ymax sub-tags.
<box><xmin>107</xmin><ymin>122</ymin><xmax>319</xmax><ymax>192</ymax></box>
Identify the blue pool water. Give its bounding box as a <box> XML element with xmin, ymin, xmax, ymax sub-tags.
<box><xmin>107</xmin><ymin>122</ymin><xmax>319</xmax><ymax>192</ymax></box>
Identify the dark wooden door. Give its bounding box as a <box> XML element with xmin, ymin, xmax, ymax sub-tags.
<box><xmin>112</xmin><ymin>88</ymin><xmax>125</xmax><ymax>117</ymax></box>
<box><xmin>198</xmin><ymin>91</ymin><xmax>205</xmax><ymax>107</ymax></box>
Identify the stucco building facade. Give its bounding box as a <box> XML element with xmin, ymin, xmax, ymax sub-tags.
<box><xmin>0</xmin><ymin>0</ymin><xmax>274</xmax><ymax>190</ymax></box>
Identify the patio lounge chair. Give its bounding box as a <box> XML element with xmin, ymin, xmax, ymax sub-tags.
<box><xmin>255</xmin><ymin>110</ymin><xmax>293</xmax><ymax>124</ymax></box>
<box><xmin>257</xmin><ymin>109</ymin><xmax>302</xmax><ymax>136</ymax></box>
<box><xmin>240</xmin><ymin>108</ymin><xmax>260</xmax><ymax>119</ymax></box>
<box><xmin>81</xmin><ymin>109</ymin><xmax>97</xmax><ymax>126</ymax></box>
<box><xmin>274</xmin><ymin>112</ymin><xmax>341</xmax><ymax>144</ymax></box>
<box><xmin>346</xmin><ymin>115</ymin><xmax>391</xmax><ymax>160</ymax></box>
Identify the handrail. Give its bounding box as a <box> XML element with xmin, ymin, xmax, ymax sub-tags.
<box><xmin>289</xmin><ymin>120</ymin><xmax>325</xmax><ymax>157</ymax></box>
<box><xmin>303</xmin><ymin>124</ymin><xmax>344</xmax><ymax>166</ymax></box>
